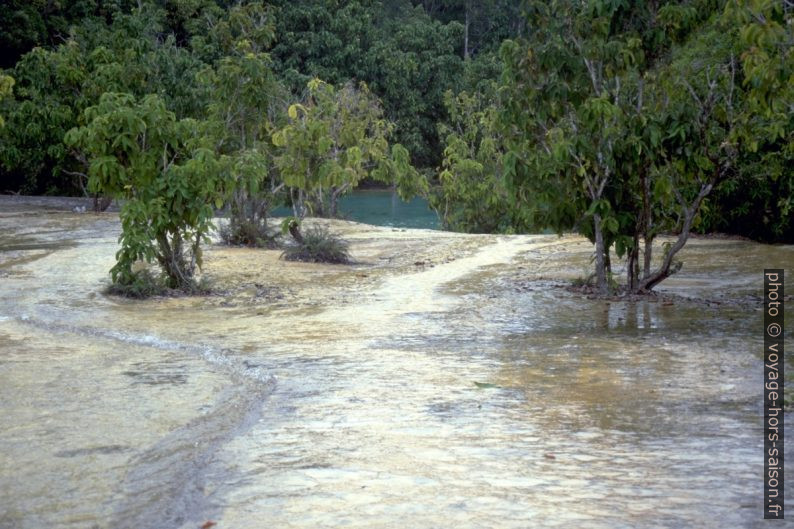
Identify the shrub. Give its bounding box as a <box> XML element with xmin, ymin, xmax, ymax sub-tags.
<box><xmin>65</xmin><ymin>93</ymin><xmax>229</xmax><ymax>291</ymax></box>
<box><xmin>218</xmin><ymin>218</ymin><xmax>279</xmax><ymax>248</ymax></box>
<box><xmin>281</xmin><ymin>225</ymin><xmax>351</xmax><ymax>264</ymax></box>
<box><xmin>105</xmin><ymin>269</ymin><xmax>213</xmax><ymax>298</ymax></box>
<box><xmin>105</xmin><ymin>270</ymin><xmax>168</xmax><ymax>298</ymax></box>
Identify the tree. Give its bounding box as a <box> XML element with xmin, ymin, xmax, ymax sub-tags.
<box><xmin>500</xmin><ymin>0</ymin><xmax>641</xmax><ymax>293</ymax></box>
<box><xmin>198</xmin><ymin>2</ymin><xmax>286</xmax><ymax>245</ymax></box>
<box><xmin>269</xmin><ymin>0</ymin><xmax>377</xmax><ymax>90</ymax></box>
<box><xmin>65</xmin><ymin>92</ymin><xmax>229</xmax><ymax>289</ymax></box>
<box><xmin>0</xmin><ymin>4</ymin><xmax>206</xmax><ymax>196</ymax></box>
<box><xmin>0</xmin><ymin>0</ymin><xmax>137</xmax><ymax>69</ymax></box>
<box><xmin>270</xmin><ymin>0</ymin><xmax>466</xmax><ymax>168</ymax></box>
<box><xmin>635</xmin><ymin>25</ymin><xmax>743</xmax><ymax>291</ymax></box>
<box><xmin>410</xmin><ymin>0</ymin><xmax>526</xmax><ymax>59</ymax></box>
<box><xmin>362</xmin><ymin>4</ymin><xmax>464</xmax><ymax>167</ymax></box>
<box><xmin>431</xmin><ymin>85</ymin><xmax>511</xmax><ymax>232</ymax></box>
<box><xmin>709</xmin><ymin>0</ymin><xmax>794</xmax><ymax>242</ymax></box>
<box><xmin>272</xmin><ymin>79</ymin><xmax>422</xmax><ymax>220</ymax></box>
<box><xmin>201</xmin><ymin>49</ymin><xmax>285</xmax><ymax>244</ymax></box>
<box><xmin>188</xmin><ymin>0</ymin><xmax>277</xmax><ymax>63</ymax></box>
<box><xmin>498</xmin><ymin>0</ymin><xmax>759</xmax><ymax>294</ymax></box>
<box><xmin>0</xmin><ymin>75</ymin><xmax>12</xmax><ymax>128</ymax></box>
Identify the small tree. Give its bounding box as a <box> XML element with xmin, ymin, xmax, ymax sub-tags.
<box><xmin>65</xmin><ymin>92</ymin><xmax>228</xmax><ymax>290</ymax></box>
<box><xmin>272</xmin><ymin>79</ymin><xmax>422</xmax><ymax>221</ymax></box>
<box><xmin>500</xmin><ymin>0</ymin><xmax>643</xmax><ymax>294</ymax></box>
<box><xmin>499</xmin><ymin>0</ymin><xmax>754</xmax><ymax>295</ymax></box>
<box><xmin>432</xmin><ymin>86</ymin><xmax>511</xmax><ymax>232</ymax></box>
<box><xmin>198</xmin><ymin>2</ymin><xmax>285</xmax><ymax>246</ymax></box>
<box><xmin>635</xmin><ymin>27</ymin><xmax>742</xmax><ymax>292</ymax></box>
<box><xmin>718</xmin><ymin>0</ymin><xmax>794</xmax><ymax>241</ymax></box>
<box><xmin>0</xmin><ymin>5</ymin><xmax>206</xmax><ymax>201</ymax></box>
<box><xmin>201</xmin><ymin>46</ymin><xmax>284</xmax><ymax>245</ymax></box>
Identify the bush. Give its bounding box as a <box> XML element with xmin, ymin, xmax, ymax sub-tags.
<box><xmin>281</xmin><ymin>225</ymin><xmax>351</xmax><ymax>264</ymax></box>
<box><xmin>105</xmin><ymin>269</ymin><xmax>212</xmax><ymax>298</ymax></box>
<box><xmin>218</xmin><ymin>218</ymin><xmax>280</xmax><ymax>248</ymax></box>
<box><xmin>65</xmin><ymin>93</ymin><xmax>229</xmax><ymax>291</ymax></box>
<box><xmin>105</xmin><ymin>269</ymin><xmax>168</xmax><ymax>298</ymax></box>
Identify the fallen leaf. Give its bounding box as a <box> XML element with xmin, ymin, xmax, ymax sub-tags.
<box><xmin>200</xmin><ymin>521</ymin><xmax>217</xmax><ymax>529</ymax></box>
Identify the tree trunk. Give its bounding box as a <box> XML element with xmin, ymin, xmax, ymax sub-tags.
<box><xmin>593</xmin><ymin>212</ymin><xmax>607</xmax><ymax>294</ymax></box>
<box><xmin>288</xmin><ymin>222</ymin><xmax>304</xmax><ymax>244</ymax></box>
<box><xmin>156</xmin><ymin>230</ymin><xmax>194</xmax><ymax>289</ymax></box>
<box><xmin>464</xmin><ymin>1</ymin><xmax>471</xmax><ymax>60</ymax></box>
<box><xmin>291</xmin><ymin>188</ymin><xmax>307</xmax><ymax>220</ymax></box>
<box><xmin>643</xmin><ymin>235</ymin><xmax>653</xmax><ymax>278</ymax></box>
<box><xmin>626</xmin><ymin>250</ymin><xmax>634</xmax><ymax>292</ymax></box>
<box><xmin>637</xmin><ymin>180</ymin><xmax>714</xmax><ymax>292</ymax></box>
<box><xmin>627</xmin><ymin>229</ymin><xmax>640</xmax><ymax>292</ymax></box>
<box><xmin>641</xmin><ymin>167</ymin><xmax>653</xmax><ymax>278</ymax></box>
<box><xmin>638</xmin><ymin>223</ymin><xmax>690</xmax><ymax>292</ymax></box>
<box><xmin>93</xmin><ymin>195</ymin><xmax>112</xmax><ymax>212</ymax></box>
<box><xmin>329</xmin><ymin>186</ymin><xmax>340</xmax><ymax>218</ymax></box>
<box><xmin>328</xmin><ymin>183</ymin><xmax>351</xmax><ymax>218</ymax></box>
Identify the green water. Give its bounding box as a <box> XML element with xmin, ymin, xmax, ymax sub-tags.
<box><xmin>273</xmin><ymin>189</ymin><xmax>440</xmax><ymax>230</ymax></box>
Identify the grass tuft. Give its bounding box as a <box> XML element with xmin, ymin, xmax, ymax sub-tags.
<box><xmin>281</xmin><ymin>225</ymin><xmax>350</xmax><ymax>264</ymax></box>
<box><xmin>219</xmin><ymin>219</ymin><xmax>280</xmax><ymax>248</ymax></box>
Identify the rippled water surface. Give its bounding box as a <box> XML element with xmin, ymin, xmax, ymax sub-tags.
<box><xmin>0</xmin><ymin>199</ymin><xmax>791</xmax><ymax>529</ymax></box>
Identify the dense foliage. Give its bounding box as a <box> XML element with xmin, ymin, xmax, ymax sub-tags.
<box><xmin>65</xmin><ymin>92</ymin><xmax>229</xmax><ymax>288</ymax></box>
<box><xmin>272</xmin><ymin>78</ymin><xmax>421</xmax><ymax>218</ymax></box>
<box><xmin>198</xmin><ymin>3</ymin><xmax>285</xmax><ymax>246</ymax></box>
<box><xmin>431</xmin><ymin>85</ymin><xmax>511</xmax><ymax>232</ymax></box>
<box><xmin>494</xmin><ymin>0</ymin><xmax>792</xmax><ymax>292</ymax></box>
<box><xmin>0</xmin><ymin>74</ymin><xmax>12</xmax><ymax>127</ymax></box>
<box><xmin>0</xmin><ymin>0</ymin><xmax>514</xmax><ymax>193</ymax></box>
<box><xmin>0</xmin><ymin>0</ymin><xmax>791</xmax><ymax>293</ymax></box>
<box><xmin>273</xmin><ymin>79</ymin><xmax>394</xmax><ymax>218</ymax></box>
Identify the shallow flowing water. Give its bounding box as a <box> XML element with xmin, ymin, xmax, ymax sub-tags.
<box><xmin>0</xmin><ymin>199</ymin><xmax>791</xmax><ymax>529</ymax></box>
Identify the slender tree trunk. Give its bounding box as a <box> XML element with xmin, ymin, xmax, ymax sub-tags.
<box><xmin>93</xmin><ymin>195</ymin><xmax>112</xmax><ymax>212</ymax></box>
<box><xmin>314</xmin><ymin>188</ymin><xmax>326</xmax><ymax>217</ymax></box>
<box><xmin>288</xmin><ymin>221</ymin><xmax>304</xmax><ymax>244</ymax></box>
<box><xmin>464</xmin><ymin>0</ymin><xmax>471</xmax><ymax>60</ymax></box>
<box><xmin>291</xmin><ymin>188</ymin><xmax>299</xmax><ymax>218</ymax></box>
<box><xmin>255</xmin><ymin>196</ymin><xmax>269</xmax><ymax>224</ymax></box>
<box><xmin>638</xmin><ymin>219</ymin><xmax>691</xmax><ymax>292</ymax></box>
<box><xmin>328</xmin><ymin>183</ymin><xmax>351</xmax><ymax>218</ymax></box>
<box><xmin>593</xmin><ymin>212</ymin><xmax>607</xmax><ymax>294</ymax></box>
<box><xmin>627</xmin><ymin>228</ymin><xmax>640</xmax><ymax>292</ymax></box>
<box><xmin>626</xmin><ymin>250</ymin><xmax>634</xmax><ymax>292</ymax></box>
<box><xmin>291</xmin><ymin>188</ymin><xmax>307</xmax><ymax>220</ymax></box>
<box><xmin>155</xmin><ymin>230</ymin><xmax>194</xmax><ymax>289</ymax></box>
<box><xmin>643</xmin><ymin>236</ymin><xmax>653</xmax><ymax>279</ymax></box>
<box><xmin>641</xmin><ymin>167</ymin><xmax>653</xmax><ymax>278</ymax></box>
<box><xmin>329</xmin><ymin>186</ymin><xmax>340</xmax><ymax>218</ymax></box>
<box><xmin>638</xmin><ymin>180</ymin><xmax>714</xmax><ymax>292</ymax></box>
<box><xmin>632</xmin><ymin>232</ymin><xmax>640</xmax><ymax>290</ymax></box>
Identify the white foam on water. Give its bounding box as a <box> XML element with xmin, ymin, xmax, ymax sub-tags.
<box><xmin>12</xmin><ymin>314</ymin><xmax>276</xmax><ymax>388</ymax></box>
